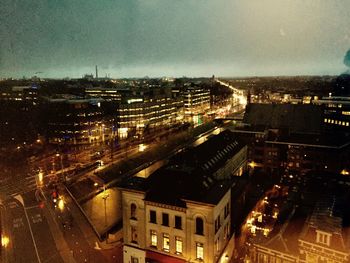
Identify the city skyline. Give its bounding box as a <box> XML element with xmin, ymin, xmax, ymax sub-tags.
<box><xmin>1</xmin><ymin>0</ymin><xmax>350</xmax><ymax>78</ymax></box>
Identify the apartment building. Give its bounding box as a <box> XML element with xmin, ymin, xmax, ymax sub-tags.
<box><xmin>119</xmin><ymin>130</ymin><xmax>248</xmax><ymax>263</ymax></box>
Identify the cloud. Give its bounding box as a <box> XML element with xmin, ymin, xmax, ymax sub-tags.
<box><xmin>1</xmin><ymin>0</ymin><xmax>350</xmax><ymax>77</ymax></box>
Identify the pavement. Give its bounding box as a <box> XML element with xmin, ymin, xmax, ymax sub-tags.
<box><xmin>45</xmin><ymin>185</ymin><xmax>123</xmax><ymax>263</ymax></box>
<box><xmin>1</xmin><ymin>190</ymin><xmax>63</xmax><ymax>263</ymax></box>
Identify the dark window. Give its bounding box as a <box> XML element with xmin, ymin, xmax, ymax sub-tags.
<box><xmin>224</xmin><ymin>203</ymin><xmax>230</xmax><ymax>218</ymax></box>
<box><xmin>131</xmin><ymin>203</ymin><xmax>137</xmax><ymax>220</ymax></box>
<box><xmin>195</xmin><ymin>217</ymin><xmax>204</xmax><ymax>235</ymax></box>
<box><xmin>215</xmin><ymin>216</ymin><xmax>221</xmax><ymax>233</ymax></box>
<box><xmin>175</xmin><ymin>215</ymin><xmax>182</xmax><ymax>229</ymax></box>
<box><xmin>131</xmin><ymin>226</ymin><xmax>138</xmax><ymax>244</ymax></box>
<box><xmin>150</xmin><ymin>210</ymin><xmax>157</xmax><ymax>224</ymax></box>
<box><xmin>162</xmin><ymin>213</ymin><xmax>169</xmax><ymax>226</ymax></box>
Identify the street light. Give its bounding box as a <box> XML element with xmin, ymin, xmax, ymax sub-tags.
<box><xmin>1</xmin><ymin>235</ymin><xmax>9</xmax><ymax>248</ymax></box>
<box><xmin>58</xmin><ymin>198</ymin><xmax>65</xmax><ymax>211</ymax></box>
<box><xmin>36</xmin><ymin>170</ymin><xmax>44</xmax><ymax>188</ymax></box>
<box><xmin>138</xmin><ymin>143</ymin><xmax>147</xmax><ymax>152</ymax></box>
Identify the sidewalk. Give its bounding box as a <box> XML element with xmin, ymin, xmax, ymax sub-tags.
<box><xmin>61</xmin><ymin>185</ymin><xmax>119</xmax><ymax>250</ymax></box>
<box><xmin>41</xmin><ymin>190</ymin><xmax>77</xmax><ymax>263</ymax></box>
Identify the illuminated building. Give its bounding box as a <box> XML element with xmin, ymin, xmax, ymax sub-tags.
<box><xmin>243</xmin><ymin>103</ymin><xmax>350</xmax><ymax>175</ymax></box>
<box><xmin>0</xmin><ymin>85</ymin><xmax>38</xmax><ymax>104</ymax></box>
<box><xmin>85</xmin><ymin>87</ymin><xmax>121</xmax><ymax>102</ymax></box>
<box><xmin>44</xmin><ymin>96</ymin><xmax>115</xmax><ymax>144</ymax></box>
<box><xmin>183</xmin><ymin>86</ymin><xmax>210</xmax><ymax>117</ymax></box>
<box><xmin>248</xmin><ymin>174</ymin><xmax>350</xmax><ymax>263</ymax></box>
<box><xmin>0</xmin><ymin>85</ymin><xmax>40</xmax><ymax>146</ymax></box>
<box><xmin>313</xmin><ymin>96</ymin><xmax>350</xmax><ymax>130</ymax></box>
<box><xmin>299</xmin><ymin>200</ymin><xmax>350</xmax><ymax>263</ymax></box>
<box><xmin>117</xmin><ymin>93</ymin><xmax>181</xmax><ymax>139</ymax></box>
<box><xmin>119</xmin><ymin>130</ymin><xmax>248</xmax><ymax>263</ymax></box>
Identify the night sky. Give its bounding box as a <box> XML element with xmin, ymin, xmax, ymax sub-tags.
<box><xmin>1</xmin><ymin>0</ymin><xmax>350</xmax><ymax>78</ymax></box>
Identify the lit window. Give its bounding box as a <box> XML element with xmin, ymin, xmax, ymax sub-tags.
<box><xmin>150</xmin><ymin>230</ymin><xmax>157</xmax><ymax>247</ymax></box>
<box><xmin>196</xmin><ymin>243</ymin><xmax>204</xmax><ymax>260</ymax></box>
<box><xmin>175</xmin><ymin>237</ymin><xmax>183</xmax><ymax>254</ymax></box>
<box><xmin>163</xmin><ymin>234</ymin><xmax>170</xmax><ymax>252</ymax></box>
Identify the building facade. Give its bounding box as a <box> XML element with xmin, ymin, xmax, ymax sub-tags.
<box><xmin>183</xmin><ymin>87</ymin><xmax>210</xmax><ymax>118</ymax></box>
<box><xmin>119</xmin><ymin>130</ymin><xmax>248</xmax><ymax>263</ymax></box>
<box><xmin>45</xmin><ymin>97</ymin><xmax>115</xmax><ymax>144</ymax></box>
<box><xmin>117</xmin><ymin>95</ymin><xmax>180</xmax><ymax>139</ymax></box>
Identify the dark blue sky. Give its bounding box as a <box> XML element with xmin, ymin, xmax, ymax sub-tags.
<box><xmin>1</xmin><ymin>0</ymin><xmax>350</xmax><ymax>78</ymax></box>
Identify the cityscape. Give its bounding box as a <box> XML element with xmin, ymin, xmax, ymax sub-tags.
<box><xmin>1</xmin><ymin>1</ymin><xmax>350</xmax><ymax>263</ymax></box>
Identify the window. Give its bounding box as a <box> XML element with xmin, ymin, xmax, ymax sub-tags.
<box><xmin>175</xmin><ymin>215</ymin><xmax>182</xmax><ymax>229</ymax></box>
<box><xmin>131</xmin><ymin>226</ymin><xmax>137</xmax><ymax>244</ymax></box>
<box><xmin>317</xmin><ymin>231</ymin><xmax>331</xmax><ymax>246</ymax></box>
<box><xmin>131</xmin><ymin>256</ymin><xmax>139</xmax><ymax>263</ymax></box>
<box><xmin>195</xmin><ymin>217</ymin><xmax>204</xmax><ymax>235</ymax></box>
<box><xmin>196</xmin><ymin>243</ymin><xmax>204</xmax><ymax>260</ymax></box>
<box><xmin>224</xmin><ymin>223</ymin><xmax>230</xmax><ymax>240</ymax></box>
<box><xmin>162</xmin><ymin>213</ymin><xmax>169</xmax><ymax>226</ymax></box>
<box><xmin>175</xmin><ymin>237</ymin><xmax>183</xmax><ymax>254</ymax></box>
<box><xmin>163</xmin><ymin>234</ymin><xmax>170</xmax><ymax>252</ymax></box>
<box><xmin>224</xmin><ymin>202</ymin><xmax>230</xmax><ymax>218</ymax></box>
<box><xmin>150</xmin><ymin>230</ymin><xmax>157</xmax><ymax>247</ymax></box>
<box><xmin>150</xmin><ymin>210</ymin><xmax>157</xmax><ymax>224</ymax></box>
<box><xmin>215</xmin><ymin>216</ymin><xmax>221</xmax><ymax>233</ymax></box>
<box><xmin>130</xmin><ymin>203</ymin><xmax>137</xmax><ymax>220</ymax></box>
<box><xmin>215</xmin><ymin>238</ymin><xmax>219</xmax><ymax>252</ymax></box>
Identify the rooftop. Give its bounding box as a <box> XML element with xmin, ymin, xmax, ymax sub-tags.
<box><xmin>119</xmin><ymin>130</ymin><xmax>247</xmax><ymax>206</ymax></box>
<box><xmin>244</xmin><ymin>103</ymin><xmax>324</xmax><ymax>134</ymax></box>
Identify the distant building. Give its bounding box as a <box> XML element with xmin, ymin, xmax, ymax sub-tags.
<box><xmin>243</xmin><ymin>103</ymin><xmax>324</xmax><ymax>135</ymax></box>
<box><xmin>183</xmin><ymin>86</ymin><xmax>210</xmax><ymax>117</ymax></box>
<box><xmin>242</xmin><ymin>103</ymin><xmax>350</xmax><ymax>175</ymax></box>
<box><xmin>0</xmin><ymin>85</ymin><xmax>38</xmax><ymax>104</ymax></box>
<box><xmin>119</xmin><ymin>130</ymin><xmax>248</xmax><ymax>263</ymax></box>
<box><xmin>313</xmin><ymin>96</ymin><xmax>350</xmax><ymax>130</ymax></box>
<box><xmin>44</xmin><ymin>96</ymin><xmax>115</xmax><ymax>144</ymax></box>
<box><xmin>117</xmin><ymin>92</ymin><xmax>181</xmax><ymax>139</ymax></box>
<box><xmin>85</xmin><ymin>87</ymin><xmax>121</xmax><ymax>102</ymax></box>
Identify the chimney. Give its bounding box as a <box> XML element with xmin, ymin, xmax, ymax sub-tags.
<box><xmin>95</xmin><ymin>65</ymin><xmax>98</xmax><ymax>79</ymax></box>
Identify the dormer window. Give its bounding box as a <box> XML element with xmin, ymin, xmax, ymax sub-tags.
<box><xmin>316</xmin><ymin>230</ymin><xmax>331</xmax><ymax>246</ymax></box>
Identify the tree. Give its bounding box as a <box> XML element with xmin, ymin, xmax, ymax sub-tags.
<box><xmin>344</xmin><ymin>49</ymin><xmax>350</xmax><ymax>68</ymax></box>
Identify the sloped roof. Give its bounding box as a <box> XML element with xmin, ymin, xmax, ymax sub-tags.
<box><xmin>119</xmin><ymin>130</ymin><xmax>247</xmax><ymax>206</ymax></box>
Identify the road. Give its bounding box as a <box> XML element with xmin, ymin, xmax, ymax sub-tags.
<box><xmin>1</xmin><ymin>190</ymin><xmax>63</xmax><ymax>263</ymax></box>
